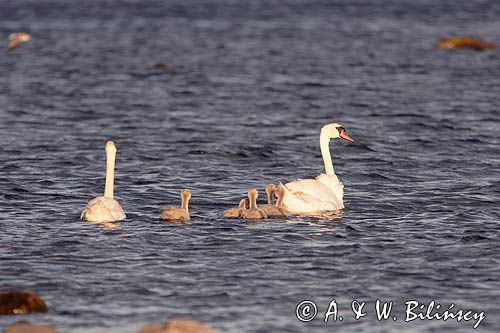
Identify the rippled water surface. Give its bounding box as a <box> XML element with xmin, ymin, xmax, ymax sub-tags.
<box><xmin>1</xmin><ymin>1</ymin><xmax>499</xmax><ymax>332</ymax></box>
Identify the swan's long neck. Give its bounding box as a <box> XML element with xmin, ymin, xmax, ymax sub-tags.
<box><xmin>320</xmin><ymin>131</ymin><xmax>335</xmax><ymax>176</ymax></box>
<box><xmin>249</xmin><ymin>192</ymin><xmax>257</xmax><ymax>209</ymax></box>
<box><xmin>104</xmin><ymin>146</ymin><xmax>116</xmax><ymax>198</ymax></box>
<box><xmin>266</xmin><ymin>189</ymin><xmax>273</xmax><ymax>205</ymax></box>
<box><xmin>276</xmin><ymin>192</ymin><xmax>284</xmax><ymax>208</ymax></box>
<box><xmin>181</xmin><ymin>195</ymin><xmax>189</xmax><ymax>212</ymax></box>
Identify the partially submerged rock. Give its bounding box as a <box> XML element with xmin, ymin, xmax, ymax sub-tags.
<box><xmin>0</xmin><ymin>290</ymin><xmax>48</xmax><ymax>315</ymax></box>
<box><xmin>436</xmin><ymin>36</ymin><xmax>497</xmax><ymax>50</ymax></box>
<box><xmin>154</xmin><ymin>62</ymin><xmax>169</xmax><ymax>69</ymax></box>
<box><xmin>138</xmin><ymin>318</ymin><xmax>216</xmax><ymax>333</ymax></box>
<box><xmin>3</xmin><ymin>321</ymin><xmax>58</xmax><ymax>333</ymax></box>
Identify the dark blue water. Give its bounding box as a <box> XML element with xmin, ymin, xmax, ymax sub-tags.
<box><xmin>1</xmin><ymin>1</ymin><xmax>499</xmax><ymax>332</ymax></box>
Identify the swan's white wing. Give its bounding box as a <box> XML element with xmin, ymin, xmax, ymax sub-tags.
<box><xmin>316</xmin><ymin>173</ymin><xmax>344</xmax><ymax>202</ymax></box>
<box><xmin>281</xmin><ymin>179</ymin><xmax>344</xmax><ymax>214</ymax></box>
<box><xmin>281</xmin><ymin>186</ymin><xmax>342</xmax><ymax>213</ymax></box>
<box><xmin>285</xmin><ymin>178</ymin><xmax>337</xmax><ymax>203</ymax></box>
<box><xmin>280</xmin><ymin>183</ymin><xmax>312</xmax><ymax>212</ymax></box>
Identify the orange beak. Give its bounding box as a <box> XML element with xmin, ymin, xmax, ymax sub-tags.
<box><xmin>339</xmin><ymin>130</ymin><xmax>354</xmax><ymax>143</ymax></box>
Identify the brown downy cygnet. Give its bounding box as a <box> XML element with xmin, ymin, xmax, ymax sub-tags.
<box><xmin>260</xmin><ymin>184</ymin><xmax>285</xmax><ymax>218</ymax></box>
<box><xmin>240</xmin><ymin>189</ymin><xmax>267</xmax><ymax>220</ymax></box>
<box><xmin>161</xmin><ymin>189</ymin><xmax>191</xmax><ymax>223</ymax></box>
<box><xmin>8</xmin><ymin>33</ymin><xmax>31</xmax><ymax>50</ymax></box>
<box><xmin>81</xmin><ymin>141</ymin><xmax>126</xmax><ymax>223</ymax></box>
<box><xmin>223</xmin><ymin>198</ymin><xmax>247</xmax><ymax>218</ymax></box>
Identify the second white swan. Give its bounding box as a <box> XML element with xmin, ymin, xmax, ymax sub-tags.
<box><xmin>280</xmin><ymin>123</ymin><xmax>353</xmax><ymax>214</ymax></box>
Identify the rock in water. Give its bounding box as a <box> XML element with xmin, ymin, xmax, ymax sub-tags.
<box><xmin>0</xmin><ymin>290</ymin><xmax>48</xmax><ymax>315</ymax></box>
<box><xmin>138</xmin><ymin>318</ymin><xmax>216</xmax><ymax>333</ymax></box>
<box><xmin>436</xmin><ymin>36</ymin><xmax>497</xmax><ymax>50</ymax></box>
<box><xmin>3</xmin><ymin>321</ymin><xmax>58</xmax><ymax>333</ymax></box>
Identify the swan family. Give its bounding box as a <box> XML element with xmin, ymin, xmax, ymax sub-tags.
<box><xmin>80</xmin><ymin>122</ymin><xmax>353</xmax><ymax>223</ymax></box>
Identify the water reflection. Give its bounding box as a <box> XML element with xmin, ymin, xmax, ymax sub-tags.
<box><xmin>88</xmin><ymin>221</ymin><xmax>119</xmax><ymax>229</ymax></box>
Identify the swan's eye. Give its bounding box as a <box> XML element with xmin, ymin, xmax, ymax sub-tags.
<box><xmin>336</xmin><ymin>126</ymin><xmax>345</xmax><ymax>133</ymax></box>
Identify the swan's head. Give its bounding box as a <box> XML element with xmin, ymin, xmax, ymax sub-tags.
<box><xmin>275</xmin><ymin>184</ymin><xmax>285</xmax><ymax>200</ymax></box>
<box><xmin>321</xmin><ymin>123</ymin><xmax>354</xmax><ymax>142</ymax></box>
<box><xmin>105</xmin><ymin>141</ymin><xmax>117</xmax><ymax>153</ymax></box>
<box><xmin>181</xmin><ymin>189</ymin><xmax>191</xmax><ymax>202</ymax></box>
<box><xmin>265</xmin><ymin>183</ymin><xmax>276</xmax><ymax>195</ymax></box>
<box><xmin>239</xmin><ymin>198</ymin><xmax>248</xmax><ymax>209</ymax></box>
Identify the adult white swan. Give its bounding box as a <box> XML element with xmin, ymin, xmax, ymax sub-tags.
<box><xmin>81</xmin><ymin>141</ymin><xmax>126</xmax><ymax>222</ymax></box>
<box><xmin>280</xmin><ymin>123</ymin><xmax>353</xmax><ymax>214</ymax></box>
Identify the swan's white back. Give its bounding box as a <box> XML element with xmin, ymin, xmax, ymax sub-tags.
<box><xmin>81</xmin><ymin>196</ymin><xmax>126</xmax><ymax>222</ymax></box>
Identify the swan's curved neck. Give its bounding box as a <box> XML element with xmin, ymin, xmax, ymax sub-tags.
<box><xmin>104</xmin><ymin>148</ymin><xmax>116</xmax><ymax>198</ymax></box>
<box><xmin>320</xmin><ymin>131</ymin><xmax>335</xmax><ymax>176</ymax></box>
